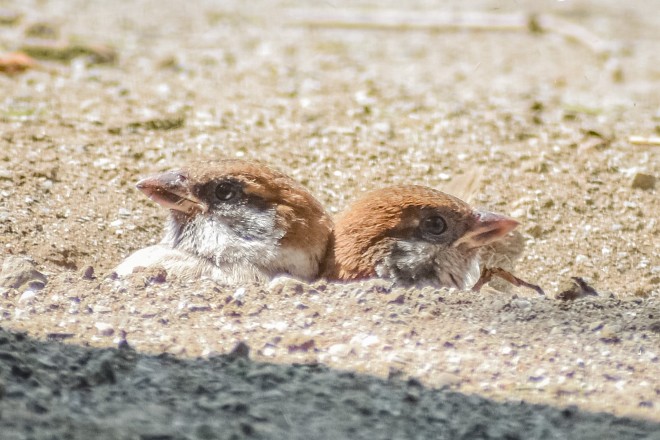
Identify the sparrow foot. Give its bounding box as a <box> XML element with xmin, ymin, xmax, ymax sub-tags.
<box><xmin>472</xmin><ymin>266</ymin><xmax>545</xmax><ymax>296</ymax></box>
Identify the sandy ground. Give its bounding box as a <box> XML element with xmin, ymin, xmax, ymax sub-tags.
<box><xmin>0</xmin><ymin>0</ymin><xmax>659</xmax><ymax>438</ymax></box>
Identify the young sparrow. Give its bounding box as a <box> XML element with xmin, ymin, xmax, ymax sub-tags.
<box><xmin>324</xmin><ymin>185</ymin><xmax>519</xmax><ymax>289</ymax></box>
<box><xmin>115</xmin><ymin>159</ymin><xmax>333</xmax><ymax>283</ymax></box>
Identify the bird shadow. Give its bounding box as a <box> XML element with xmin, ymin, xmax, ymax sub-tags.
<box><xmin>0</xmin><ymin>327</ymin><xmax>657</xmax><ymax>440</ymax></box>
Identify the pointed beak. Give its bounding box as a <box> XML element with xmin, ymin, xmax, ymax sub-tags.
<box><xmin>453</xmin><ymin>210</ymin><xmax>519</xmax><ymax>250</ymax></box>
<box><xmin>136</xmin><ymin>170</ymin><xmax>205</xmax><ymax>215</ymax></box>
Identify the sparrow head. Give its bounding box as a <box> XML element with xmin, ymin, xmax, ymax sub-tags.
<box><xmin>325</xmin><ymin>185</ymin><xmax>518</xmax><ymax>289</ymax></box>
<box><xmin>136</xmin><ymin>159</ymin><xmax>333</xmax><ymax>282</ymax></box>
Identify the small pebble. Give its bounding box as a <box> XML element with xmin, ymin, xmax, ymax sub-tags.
<box><xmin>93</xmin><ymin>305</ymin><xmax>112</xmax><ymax>314</ymax></box>
<box><xmin>328</xmin><ymin>343</ymin><xmax>351</xmax><ymax>356</ymax></box>
<box><xmin>435</xmin><ymin>372</ymin><xmax>461</xmax><ymax>387</ymax></box>
<box><xmin>228</xmin><ymin>341</ymin><xmax>250</xmax><ymax>359</ymax></box>
<box><xmin>575</xmin><ymin>255</ymin><xmax>588</xmax><ymax>265</ymax></box>
<box><xmin>94</xmin><ymin>322</ymin><xmax>114</xmax><ymax>336</ymax></box>
<box><xmin>511</xmin><ymin>299</ymin><xmax>531</xmax><ymax>309</ymax></box>
<box><xmin>0</xmin><ymin>255</ymin><xmax>48</xmax><ymax>290</ymax></box>
<box><xmin>556</xmin><ymin>277</ymin><xmax>599</xmax><ymax>301</ymax></box>
<box><xmin>81</xmin><ymin>266</ymin><xmax>95</xmax><ymax>280</ymax></box>
<box><xmin>631</xmin><ymin>173</ymin><xmax>655</xmax><ymax>190</ymax></box>
<box><xmin>233</xmin><ymin>287</ymin><xmax>246</xmax><ymax>300</ymax></box>
<box><xmin>600</xmin><ymin>324</ymin><xmax>622</xmax><ymax>339</ymax></box>
<box><xmin>0</xmin><ymin>9</ymin><xmax>22</xmax><ymax>25</ymax></box>
<box><xmin>18</xmin><ymin>289</ymin><xmax>38</xmax><ymax>304</ymax></box>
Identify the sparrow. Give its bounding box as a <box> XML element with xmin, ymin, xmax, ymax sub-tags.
<box><xmin>114</xmin><ymin>159</ymin><xmax>334</xmax><ymax>284</ymax></box>
<box><xmin>324</xmin><ymin>185</ymin><xmax>519</xmax><ymax>290</ymax></box>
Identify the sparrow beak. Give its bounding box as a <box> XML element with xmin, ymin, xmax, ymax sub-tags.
<box><xmin>453</xmin><ymin>210</ymin><xmax>519</xmax><ymax>250</ymax></box>
<box><xmin>136</xmin><ymin>170</ymin><xmax>205</xmax><ymax>215</ymax></box>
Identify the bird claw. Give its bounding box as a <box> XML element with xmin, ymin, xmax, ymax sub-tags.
<box><xmin>472</xmin><ymin>267</ymin><xmax>545</xmax><ymax>296</ymax></box>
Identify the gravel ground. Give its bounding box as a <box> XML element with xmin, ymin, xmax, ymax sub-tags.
<box><xmin>0</xmin><ymin>0</ymin><xmax>658</xmax><ymax>438</ymax></box>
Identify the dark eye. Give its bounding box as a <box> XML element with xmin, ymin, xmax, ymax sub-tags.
<box><xmin>422</xmin><ymin>215</ymin><xmax>447</xmax><ymax>236</ymax></box>
<box><xmin>214</xmin><ymin>182</ymin><xmax>238</xmax><ymax>201</ymax></box>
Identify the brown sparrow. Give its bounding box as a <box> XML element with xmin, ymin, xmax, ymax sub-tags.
<box><xmin>115</xmin><ymin>159</ymin><xmax>333</xmax><ymax>283</ymax></box>
<box><xmin>324</xmin><ymin>185</ymin><xmax>519</xmax><ymax>289</ymax></box>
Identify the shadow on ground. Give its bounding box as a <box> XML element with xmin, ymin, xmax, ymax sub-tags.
<box><xmin>0</xmin><ymin>327</ymin><xmax>657</xmax><ymax>440</ymax></box>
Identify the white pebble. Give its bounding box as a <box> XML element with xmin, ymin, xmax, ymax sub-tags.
<box><xmin>18</xmin><ymin>290</ymin><xmax>38</xmax><ymax>304</ymax></box>
<box><xmin>262</xmin><ymin>346</ymin><xmax>276</xmax><ymax>356</ymax></box>
<box><xmin>328</xmin><ymin>343</ymin><xmax>351</xmax><ymax>356</ymax></box>
<box><xmin>95</xmin><ymin>322</ymin><xmax>115</xmax><ymax>336</ymax></box>
<box><xmin>575</xmin><ymin>254</ymin><xmax>588</xmax><ymax>265</ymax></box>
<box><xmin>233</xmin><ymin>287</ymin><xmax>246</xmax><ymax>300</ymax></box>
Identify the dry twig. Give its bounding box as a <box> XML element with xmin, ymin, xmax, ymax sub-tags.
<box><xmin>288</xmin><ymin>10</ymin><xmax>617</xmax><ymax>57</ymax></box>
<box><xmin>628</xmin><ymin>136</ymin><xmax>660</xmax><ymax>146</ymax></box>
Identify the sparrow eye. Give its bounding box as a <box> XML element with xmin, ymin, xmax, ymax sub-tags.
<box><xmin>422</xmin><ymin>215</ymin><xmax>447</xmax><ymax>236</ymax></box>
<box><xmin>214</xmin><ymin>182</ymin><xmax>238</xmax><ymax>202</ymax></box>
